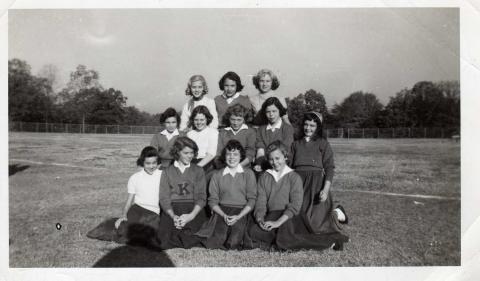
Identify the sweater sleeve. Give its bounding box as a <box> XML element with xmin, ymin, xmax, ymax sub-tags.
<box><xmin>245</xmin><ymin>169</ymin><xmax>257</xmax><ymax>209</ymax></box>
<box><xmin>150</xmin><ymin>134</ymin><xmax>159</xmax><ymax>150</ymax></box>
<box><xmin>159</xmin><ymin>170</ymin><xmax>173</xmax><ymax>212</ymax></box>
<box><xmin>245</xmin><ymin>129</ymin><xmax>256</xmax><ymax>162</ymax></box>
<box><xmin>255</xmin><ymin>126</ymin><xmax>266</xmax><ymax>149</ymax></box>
<box><xmin>289</xmin><ymin>141</ymin><xmax>297</xmax><ymax>168</ymax></box>
<box><xmin>322</xmin><ymin>140</ymin><xmax>335</xmax><ymax>182</ymax></box>
<box><xmin>179</xmin><ymin>102</ymin><xmax>190</xmax><ymax>132</ymax></box>
<box><xmin>207</xmin><ymin>172</ymin><xmax>220</xmax><ymax>208</ymax></box>
<box><xmin>282</xmin><ymin>124</ymin><xmax>295</xmax><ymax>150</ymax></box>
<box><xmin>193</xmin><ymin>167</ymin><xmax>207</xmax><ymax>208</ymax></box>
<box><xmin>254</xmin><ymin>175</ymin><xmax>267</xmax><ymax>221</ymax></box>
<box><xmin>283</xmin><ymin>173</ymin><xmax>304</xmax><ymax>219</ymax></box>
<box><xmin>216</xmin><ymin>130</ymin><xmax>225</xmax><ymax>156</ymax></box>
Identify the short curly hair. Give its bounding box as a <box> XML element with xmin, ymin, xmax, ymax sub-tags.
<box><xmin>252</xmin><ymin>69</ymin><xmax>280</xmax><ymax>91</ymax></box>
<box><xmin>188</xmin><ymin>105</ymin><xmax>214</xmax><ymax>129</ymax></box>
<box><xmin>222</xmin><ymin>104</ymin><xmax>253</xmax><ymax>126</ymax></box>
<box><xmin>137</xmin><ymin>146</ymin><xmax>160</xmax><ymax>167</ymax></box>
<box><xmin>185</xmin><ymin>75</ymin><xmax>209</xmax><ymax>97</ymax></box>
<box><xmin>221</xmin><ymin>139</ymin><xmax>246</xmax><ymax>163</ymax></box>
<box><xmin>169</xmin><ymin>136</ymin><xmax>199</xmax><ymax>160</ymax></box>
<box><xmin>266</xmin><ymin>140</ymin><xmax>289</xmax><ymax>160</ymax></box>
<box><xmin>259</xmin><ymin>97</ymin><xmax>287</xmax><ymax>119</ymax></box>
<box><xmin>218</xmin><ymin>71</ymin><xmax>244</xmax><ymax>92</ymax></box>
<box><xmin>159</xmin><ymin>107</ymin><xmax>181</xmax><ymax>126</ymax></box>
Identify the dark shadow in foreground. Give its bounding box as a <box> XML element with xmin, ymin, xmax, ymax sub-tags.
<box><xmin>9</xmin><ymin>164</ymin><xmax>29</xmax><ymax>176</ymax></box>
<box><xmin>93</xmin><ymin>245</ymin><xmax>174</xmax><ymax>267</ymax></box>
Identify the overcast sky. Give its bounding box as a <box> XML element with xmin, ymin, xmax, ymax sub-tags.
<box><xmin>9</xmin><ymin>8</ymin><xmax>459</xmax><ymax>114</ymax></box>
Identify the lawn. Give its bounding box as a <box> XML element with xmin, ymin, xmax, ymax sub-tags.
<box><xmin>8</xmin><ymin>132</ymin><xmax>460</xmax><ymax>267</ymax></box>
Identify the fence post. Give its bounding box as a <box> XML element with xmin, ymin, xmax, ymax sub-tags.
<box><xmin>347</xmin><ymin>128</ymin><xmax>350</xmax><ymax>139</ymax></box>
<box><xmin>36</xmin><ymin>123</ymin><xmax>39</xmax><ymax>132</ymax></box>
<box><xmin>408</xmin><ymin>127</ymin><xmax>411</xmax><ymax>138</ymax></box>
<box><xmin>117</xmin><ymin>125</ymin><xmax>120</xmax><ymax>134</ymax></box>
<box><xmin>377</xmin><ymin>128</ymin><xmax>379</xmax><ymax>138</ymax></box>
<box><xmin>105</xmin><ymin>126</ymin><xmax>107</xmax><ymax>134</ymax></box>
<box><xmin>65</xmin><ymin>123</ymin><xmax>68</xmax><ymax>133</ymax></box>
<box><xmin>362</xmin><ymin>128</ymin><xmax>365</xmax><ymax>138</ymax></box>
<box><xmin>441</xmin><ymin>128</ymin><xmax>444</xmax><ymax>138</ymax></box>
<box><xmin>142</xmin><ymin>126</ymin><xmax>145</xmax><ymax>134</ymax></box>
<box><xmin>392</xmin><ymin>128</ymin><xmax>395</xmax><ymax>138</ymax></box>
<box><xmin>130</xmin><ymin>126</ymin><xmax>133</xmax><ymax>135</ymax></box>
<box><xmin>424</xmin><ymin>128</ymin><xmax>427</xmax><ymax>138</ymax></box>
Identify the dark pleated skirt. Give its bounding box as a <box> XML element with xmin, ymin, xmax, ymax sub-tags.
<box><xmin>247</xmin><ymin>210</ymin><xmax>344</xmax><ymax>251</ymax></box>
<box><xmin>294</xmin><ymin>169</ymin><xmax>345</xmax><ymax>235</ymax></box>
<box><xmin>86</xmin><ymin>204</ymin><xmax>160</xmax><ymax>249</ymax></box>
<box><xmin>157</xmin><ymin>201</ymin><xmax>207</xmax><ymax>249</ymax></box>
<box><xmin>195</xmin><ymin>205</ymin><xmax>250</xmax><ymax>250</ymax></box>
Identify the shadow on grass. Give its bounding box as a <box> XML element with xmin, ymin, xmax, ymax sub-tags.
<box><xmin>93</xmin><ymin>245</ymin><xmax>174</xmax><ymax>267</ymax></box>
<box><xmin>9</xmin><ymin>164</ymin><xmax>29</xmax><ymax>176</ymax></box>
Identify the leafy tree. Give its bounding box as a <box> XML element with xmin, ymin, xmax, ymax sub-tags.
<box><xmin>61</xmin><ymin>87</ymin><xmax>127</xmax><ymax>124</ymax></box>
<box><xmin>8</xmin><ymin>58</ymin><xmax>54</xmax><ymax>122</ymax></box>
<box><xmin>37</xmin><ymin>64</ymin><xmax>60</xmax><ymax>95</ymax></box>
<box><xmin>287</xmin><ymin>89</ymin><xmax>328</xmax><ymax>129</ymax></box>
<box><xmin>58</xmin><ymin>64</ymin><xmax>103</xmax><ymax>103</ymax></box>
<box><xmin>331</xmin><ymin>91</ymin><xmax>383</xmax><ymax>128</ymax></box>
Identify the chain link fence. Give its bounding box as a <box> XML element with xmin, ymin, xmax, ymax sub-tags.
<box><xmin>9</xmin><ymin>121</ymin><xmax>459</xmax><ymax>139</ymax></box>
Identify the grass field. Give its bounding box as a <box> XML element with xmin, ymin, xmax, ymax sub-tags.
<box><xmin>8</xmin><ymin>132</ymin><xmax>460</xmax><ymax>267</ymax></box>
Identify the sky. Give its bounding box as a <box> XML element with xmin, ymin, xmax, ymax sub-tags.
<box><xmin>9</xmin><ymin>8</ymin><xmax>459</xmax><ymax>114</ymax></box>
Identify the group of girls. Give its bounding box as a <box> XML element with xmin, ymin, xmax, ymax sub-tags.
<box><xmin>93</xmin><ymin>69</ymin><xmax>349</xmax><ymax>252</ymax></box>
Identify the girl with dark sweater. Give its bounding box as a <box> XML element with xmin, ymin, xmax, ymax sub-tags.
<box><xmin>157</xmin><ymin>136</ymin><xmax>208</xmax><ymax>249</ymax></box>
<box><xmin>196</xmin><ymin>140</ymin><xmax>257</xmax><ymax>249</ymax></box>
<box><xmin>290</xmin><ymin>112</ymin><xmax>349</xmax><ymax>250</ymax></box>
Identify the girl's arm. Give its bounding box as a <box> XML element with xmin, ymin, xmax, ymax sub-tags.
<box><xmin>320</xmin><ymin>180</ymin><xmax>331</xmax><ymax>202</ymax></box>
<box><xmin>240</xmin><ymin>157</ymin><xmax>251</xmax><ymax>168</ymax></box>
<box><xmin>207</xmin><ymin>99</ymin><xmax>219</xmax><ymax>129</ymax></box>
<box><xmin>197</xmin><ymin>129</ymin><xmax>218</xmax><ymax>167</ymax></box>
<box><xmin>263</xmin><ymin>214</ymin><xmax>289</xmax><ymax>231</ymax></box>
<box><xmin>115</xmin><ymin>193</ymin><xmax>134</xmax><ymax>229</ymax></box>
<box><xmin>179</xmin><ymin>102</ymin><xmax>190</xmax><ymax>131</ymax></box>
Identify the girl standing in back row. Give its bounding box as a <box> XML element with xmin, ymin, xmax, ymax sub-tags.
<box><xmin>180</xmin><ymin>75</ymin><xmax>218</xmax><ymax>131</ymax></box>
<box><xmin>214</xmin><ymin>71</ymin><xmax>255</xmax><ymax>128</ymax></box>
<box><xmin>249</xmin><ymin>69</ymin><xmax>290</xmax><ymax>126</ymax></box>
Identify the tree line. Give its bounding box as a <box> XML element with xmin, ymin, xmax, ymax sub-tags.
<box><xmin>9</xmin><ymin>58</ymin><xmax>460</xmax><ymax>130</ymax></box>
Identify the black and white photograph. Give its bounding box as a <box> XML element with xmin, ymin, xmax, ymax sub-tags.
<box><xmin>3</xmin><ymin>0</ymin><xmax>480</xmax><ymax>279</ymax></box>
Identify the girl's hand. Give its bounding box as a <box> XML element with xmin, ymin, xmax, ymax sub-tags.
<box><xmin>225</xmin><ymin>215</ymin><xmax>240</xmax><ymax>226</ymax></box>
<box><xmin>114</xmin><ymin>217</ymin><xmax>127</xmax><ymax>229</ymax></box>
<box><xmin>263</xmin><ymin>220</ymin><xmax>280</xmax><ymax>231</ymax></box>
<box><xmin>177</xmin><ymin>213</ymin><xmax>193</xmax><ymax>228</ymax></box>
<box><xmin>320</xmin><ymin>189</ymin><xmax>329</xmax><ymax>202</ymax></box>
<box><xmin>172</xmin><ymin>215</ymin><xmax>182</xmax><ymax>229</ymax></box>
<box><xmin>253</xmin><ymin>164</ymin><xmax>262</xmax><ymax>172</ymax></box>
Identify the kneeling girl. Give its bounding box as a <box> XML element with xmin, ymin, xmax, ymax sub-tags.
<box><xmin>158</xmin><ymin>136</ymin><xmax>208</xmax><ymax>249</ymax></box>
<box><xmin>196</xmin><ymin>140</ymin><xmax>257</xmax><ymax>249</ymax></box>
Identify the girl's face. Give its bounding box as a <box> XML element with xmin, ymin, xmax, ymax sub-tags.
<box><xmin>229</xmin><ymin>114</ymin><xmax>245</xmax><ymax>131</ymax></box>
<box><xmin>259</xmin><ymin>74</ymin><xmax>273</xmax><ymax>94</ymax></box>
<box><xmin>193</xmin><ymin>113</ymin><xmax>207</xmax><ymax>131</ymax></box>
<box><xmin>303</xmin><ymin>119</ymin><xmax>317</xmax><ymax>138</ymax></box>
<box><xmin>265</xmin><ymin>104</ymin><xmax>280</xmax><ymax>125</ymax></box>
<box><xmin>164</xmin><ymin>116</ymin><xmax>178</xmax><ymax>133</ymax></box>
<box><xmin>268</xmin><ymin>149</ymin><xmax>287</xmax><ymax>172</ymax></box>
<box><xmin>178</xmin><ymin>146</ymin><xmax>195</xmax><ymax>165</ymax></box>
<box><xmin>143</xmin><ymin>156</ymin><xmax>158</xmax><ymax>175</ymax></box>
<box><xmin>190</xmin><ymin>80</ymin><xmax>204</xmax><ymax>99</ymax></box>
<box><xmin>225</xmin><ymin>149</ymin><xmax>241</xmax><ymax>169</ymax></box>
<box><xmin>223</xmin><ymin>78</ymin><xmax>237</xmax><ymax>97</ymax></box>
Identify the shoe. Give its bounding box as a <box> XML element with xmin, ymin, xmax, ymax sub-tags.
<box><xmin>335</xmin><ymin>205</ymin><xmax>349</xmax><ymax>224</ymax></box>
<box><xmin>332</xmin><ymin>241</ymin><xmax>344</xmax><ymax>251</ymax></box>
